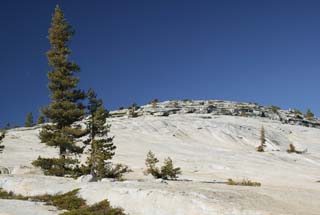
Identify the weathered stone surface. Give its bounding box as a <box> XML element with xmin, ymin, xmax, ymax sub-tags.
<box><xmin>109</xmin><ymin>100</ymin><xmax>320</xmax><ymax>129</ymax></box>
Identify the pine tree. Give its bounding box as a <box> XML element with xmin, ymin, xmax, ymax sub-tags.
<box><xmin>37</xmin><ymin>115</ymin><xmax>45</xmax><ymax>124</ymax></box>
<box><xmin>33</xmin><ymin>5</ymin><xmax>86</xmax><ymax>176</ymax></box>
<box><xmin>144</xmin><ymin>150</ymin><xmax>160</xmax><ymax>177</ymax></box>
<box><xmin>160</xmin><ymin>157</ymin><xmax>181</xmax><ymax>180</ymax></box>
<box><xmin>257</xmin><ymin>126</ymin><xmax>266</xmax><ymax>152</ymax></box>
<box><xmin>25</xmin><ymin>112</ymin><xmax>34</xmax><ymax>127</ymax></box>
<box><xmin>305</xmin><ymin>109</ymin><xmax>314</xmax><ymax>120</ymax></box>
<box><xmin>85</xmin><ymin>88</ymin><xmax>116</xmax><ymax>179</ymax></box>
<box><xmin>39</xmin><ymin>5</ymin><xmax>86</xmax><ymax>156</ymax></box>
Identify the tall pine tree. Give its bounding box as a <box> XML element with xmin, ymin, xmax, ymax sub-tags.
<box><xmin>39</xmin><ymin>5</ymin><xmax>86</xmax><ymax>157</ymax></box>
<box><xmin>85</xmin><ymin>88</ymin><xmax>116</xmax><ymax>179</ymax></box>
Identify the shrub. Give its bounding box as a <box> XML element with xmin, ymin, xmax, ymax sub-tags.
<box><xmin>144</xmin><ymin>151</ymin><xmax>181</xmax><ymax>180</ymax></box>
<box><xmin>286</xmin><ymin>144</ymin><xmax>305</xmax><ymax>154</ymax></box>
<box><xmin>160</xmin><ymin>157</ymin><xmax>181</xmax><ymax>180</ymax></box>
<box><xmin>227</xmin><ymin>179</ymin><xmax>261</xmax><ymax>187</ymax></box>
<box><xmin>151</xmin><ymin>98</ymin><xmax>158</xmax><ymax>108</ymax></box>
<box><xmin>103</xmin><ymin>163</ymin><xmax>132</xmax><ymax>180</ymax></box>
<box><xmin>0</xmin><ymin>188</ymin><xmax>27</xmax><ymax>200</ymax></box>
<box><xmin>59</xmin><ymin>200</ymin><xmax>125</xmax><ymax>215</ymax></box>
<box><xmin>32</xmin><ymin>156</ymin><xmax>82</xmax><ymax>177</ymax></box>
<box><xmin>257</xmin><ymin>126</ymin><xmax>266</xmax><ymax>152</ymax></box>
<box><xmin>305</xmin><ymin>109</ymin><xmax>315</xmax><ymax>120</ymax></box>
<box><xmin>270</xmin><ymin>105</ymin><xmax>280</xmax><ymax>113</ymax></box>
<box><xmin>0</xmin><ymin>188</ymin><xmax>126</xmax><ymax>215</ymax></box>
<box><xmin>144</xmin><ymin>151</ymin><xmax>161</xmax><ymax>178</ymax></box>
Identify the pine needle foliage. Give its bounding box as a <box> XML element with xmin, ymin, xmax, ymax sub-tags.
<box><xmin>37</xmin><ymin>115</ymin><xmax>45</xmax><ymax>124</ymax></box>
<box><xmin>85</xmin><ymin>88</ymin><xmax>118</xmax><ymax>180</ymax></box>
<box><xmin>39</xmin><ymin>5</ymin><xmax>86</xmax><ymax>157</ymax></box>
<box><xmin>144</xmin><ymin>151</ymin><xmax>181</xmax><ymax>180</ymax></box>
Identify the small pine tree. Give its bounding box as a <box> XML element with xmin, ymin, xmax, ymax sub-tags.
<box><xmin>305</xmin><ymin>109</ymin><xmax>314</xmax><ymax>120</ymax></box>
<box><xmin>37</xmin><ymin>116</ymin><xmax>45</xmax><ymax>124</ymax></box>
<box><xmin>144</xmin><ymin>150</ymin><xmax>160</xmax><ymax>177</ymax></box>
<box><xmin>85</xmin><ymin>88</ymin><xmax>116</xmax><ymax>180</ymax></box>
<box><xmin>160</xmin><ymin>157</ymin><xmax>181</xmax><ymax>180</ymax></box>
<box><xmin>257</xmin><ymin>126</ymin><xmax>266</xmax><ymax>152</ymax></box>
<box><xmin>25</xmin><ymin>112</ymin><xmax>34</xmax><ymax>127</ymax></box>
<box><xmin>144</xmin><ymin>151</ymin><xmax>181</xmax><ymax>180</ymax></box>
<box><xmin>0</xmin><ymin>130</ymin><xmax>5</xmax><ymax>153</ymax></box>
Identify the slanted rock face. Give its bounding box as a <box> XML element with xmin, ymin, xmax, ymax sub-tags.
<box><xmin>109</xmin><ymin>100</ymin><xmax>320</xmax><ymax>129</ymax></box>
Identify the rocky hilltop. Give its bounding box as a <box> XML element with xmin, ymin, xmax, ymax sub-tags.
<box><xmin>110</xmin><ymin>100</ymin><xmax>320</xmax><ymax>128</ymax></box>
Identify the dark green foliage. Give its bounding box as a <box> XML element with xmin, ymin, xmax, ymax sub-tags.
<box><xmin>37</xmin><ymin>115</ymin><xmax>45</xmax><ymax>124</ymax></box>
<box><xmin>32</xmin><ymin>156</ymin><xmax>82</xmax><ymax>177</ymax></box>
<box><xmin>39</xmin><ymin>5</ymin><xmax>86</xmax><ymax>157</ymax></box>
<box><xmin>160</xmin><ymin>157</ymin><xmax>181</xmax><ymax>180</ymax></box>
<box><xmin>0</xmin><ymin>131</ymin><xmax>5</xmax><ymax>153</ymax></box>
<box><xmin>43</xmin><ymin>189</ymin><xmax>86</xmax><ymax>210</ymax></box>
<box><xmin>103</xmin><ymin>163</ymin><xmax>132</xmax><ymax>179</ymax></box>
<box><xmin>85</xmin><ymin>88</ymin><xmax>125</xmax><ymax>180</ymax></box>
<box><xmin>257</xmin><ymin>126</ymin><xmax>266</xmax><ymax>152</ymax></box>
<box><xmin>0</xmin><ymin>188</ymin><xmax>126</xmax><ymax>215</ymax></box>
<box><xmin>305</xmin><ymin>109</ymin><xmax>315</xmax><ymax>120</ymax></box>
<box><xmin>25</xmin><ymin>112</ymin><xmax>34</xmax><ymax>127</ymax></box>
<box><xmin>144</xmin><ymin>150</ymin><xmax>161</xmax><ymax>178</ymax></box>
<box><xmin>0</xmin><ymin>188</ymin><xmax>28</xmax><ymax>200</ymax></box>
<box><xmin>144</xmin><ymin>151</ymin><xmax>181</xmax><ymax>180</ymax></box>
<box><xmin>59</xmin><ymin>200</ymin><xmax>126</xmax><ymax>215</ymax></box>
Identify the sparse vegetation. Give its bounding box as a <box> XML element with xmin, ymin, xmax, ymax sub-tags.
<box><xmin>144</xmin><ymin>151</ymin><xmax>181</xmax><ymax>180</ymax></box>
<box><xmin>128</xmin><ymin>103</ymin><xmax>139</xmax><ymax>117</ymax></box>
<box><xmin>305</xmin><ymin>109</ymin><xmax>315</xmax><ymax>120</ymax></box>
<box><xmin>257</xmin><ymin>126</ymin><xmax>266</xmax><ymax>152</ymax></box>
<box><xmin>226</xmin><ymin>178</ymin><xmax>261</xmax><ymax>187</ymax></box>
<box><xmin>0</xmin><ymin>130</ymin><xmax>5</xmax><ymax>153</ymax></box>
<box><xmin>151</xmin><ymin>98</ymin><xmax>158</xmax><ymax>108</ymax></box>
<box><xmin>32</xmin><ymin>156</ymin><xmax>82</xmax><ymax>177</ymax></box>
<box><xmin>270</xmin><ymin>105</ymin><xmax>280</xmax><ymax>113</ymax></box>
<box><xmin>25</xmin><ymin>112</ymin><xmax>34</xmax><ymax>127</ymax></box>
<box><xmin>0</xmin><ymin>188</ymin><xmax>126</xmax><ymax>215</ymax></box>
<box><xmin>59</xmin><ymin>200</ymin><xmax>126</xmax><ymax>215</ymax></box>
<box><xmin>286</xmin><ymin>144</ymin><xmax>305</xmax><ymax>154</ymax></box>
<box><xmin>37</xmin><ymin>115</ymin><xmax>45</xmax><ymax>124</ymax></box>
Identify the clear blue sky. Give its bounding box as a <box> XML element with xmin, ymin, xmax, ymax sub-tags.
<box><xmin>0</xmin><ymin>0</ymin><xmax>319</xmax><ymax>127</ymax></box>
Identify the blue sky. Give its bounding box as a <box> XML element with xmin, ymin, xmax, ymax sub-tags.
<box><xmin>0</xmin><ymin>0</ymin><xmax>319</xmax><ymax>126</ymax></box>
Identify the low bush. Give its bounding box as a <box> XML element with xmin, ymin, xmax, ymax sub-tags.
<box><xmin>60</xmin><ymin>200</ymin><xmax>125</xmax><ymax>215</ymax></box>
<box><xmin>227</xmin><ymin>179</ymin><xmax>261</xmax><ymax>187</ymax></box>
<box><xmin>0</xmin><ymin>188</ymin><xmax>126</xmax><ymax>215</ymax></box>
<box><xmin>0</xmin><ymin>188</ymin><xmax>27</xmax><ymax>200</ymax></box>
<box><xmin>32</xmin><ymin>156</ymin><xmax>82</xmax><ymax>177</ymax></box>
